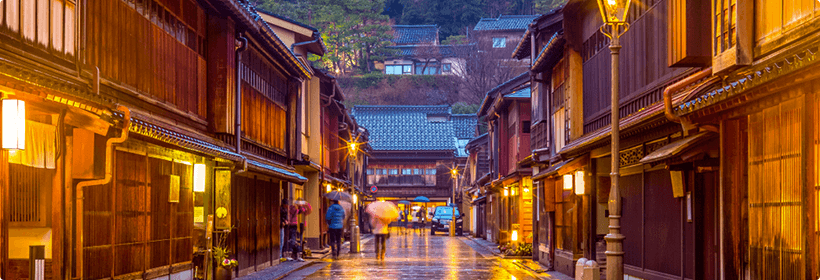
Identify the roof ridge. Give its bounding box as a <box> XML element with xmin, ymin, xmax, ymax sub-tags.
<box><xmin>393</xmin><ymin>25</ymin><xmax>438</xmax><ymax>28</ymax></box>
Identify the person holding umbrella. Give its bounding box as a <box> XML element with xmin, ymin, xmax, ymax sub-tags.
<box><xmin>325</xmin><ymin>200</ymin><xmax>346</xmax><ymax>259</ymax></box>
<box><xmin>366</xmin><ymin>201</ymin><xmax>399</xmax><ymax>260</ymax></box>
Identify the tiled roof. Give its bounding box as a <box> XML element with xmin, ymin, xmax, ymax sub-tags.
<box><xmin>392</xmin><ymin>25</ymin><xmax>439</xmax><ymax>45</ymax></box>
<box><xmin>504</xmin><ymin>87</ymin><xmax>531</xmax><ymax>98</ymax></box>
<box><xmin>351</xmin><ymin>106</ymin><xmax>477</xmax><ymax>152</ymax></box>
<box><xmin>452</xmin><ymin>114</ymin><xmax>478</xmax><ymax>139</ymax></box>
<box><xmin>386</xmin><ymin>44</ymin><xmax>473</xmax><ymax>58</ymax></box>
<box><xmin>474</xmin><ymin>15</ymin><xmax>539</xmax><ymax>31</ymax></box>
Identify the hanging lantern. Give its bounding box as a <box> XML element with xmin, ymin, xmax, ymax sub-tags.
<box><xmin>574</xmin><ymin>170</ymin><xmax>586</xmax><ymax>195</ymax></box>
<box><xmin>193</xmin><ymin>164</ymin><xmax>206</xmax><ymax>192</ymax></box>
<box><xmin>2</xmin><ymin>99</ymin><xmax>25</xmax><ymax>150</ymax></box>
<box><xmin>511</xmin><ymin>230</ymin><xmax>519</xmax><ymax>242</ymax></box>
<box><xmin>562</xmin><ymin>174</ymin><xmax>573</xmax><ymax>190</ymax></box>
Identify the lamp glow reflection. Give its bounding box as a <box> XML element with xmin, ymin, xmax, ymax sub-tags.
<box><xmin>511</xmin><ymin>230</ymin><xmax>519</xmax><ymax>242</ymax></box>
<box><xmin>2</xmin><ymin>99</ymin><xmax>25</xmax><ymax>150</ymax></box>
<box><xmin>193</xmin><ymin>164</ymin><xmax>206</xmax><ymax>192</ymax></box>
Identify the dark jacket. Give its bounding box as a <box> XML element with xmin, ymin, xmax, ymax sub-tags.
<box><xmin>326</xmin><ymin>204</ymin><xmax>346</xmax><ymax>229</ymax></box>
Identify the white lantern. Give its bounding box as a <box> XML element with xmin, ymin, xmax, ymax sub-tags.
<box><xmin>2</xmin><ymin>99</ymin><xmax>25</xmax><ymax>150</ymax></box>
<box><xmin>574</xmin><ymin>170</ymin><xmax>586</xmax><ymax>195</ymax></box>
<box><xmin>562</xmin><ymin>174</ymin><xmax>573</xmax><ymax>190</ymax></box>
<box><xmin>193</xmin><ymin>164</ymin><xmax>206</xmax><ymax>192</ymax></box>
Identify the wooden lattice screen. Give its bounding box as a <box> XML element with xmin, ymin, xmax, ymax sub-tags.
<box><xmin>83</xmin><ymin>151</ymin><xmax>193</xmax><ymax>279</ymax></box>
<box><xmin>746</xmin><ymin>98</ymin><xmax>805</xmax><ymax>279</ymax></box>
<box><xmin>9</xmin><ymin>164</ymin><xmax>46</xmax><ymax>226</ymax></box>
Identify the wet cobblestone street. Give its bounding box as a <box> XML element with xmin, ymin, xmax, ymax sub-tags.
<box><xmin>285</xmin><ymin>229</ymin><xmax>544</xmax><ymax>280</ymax></box>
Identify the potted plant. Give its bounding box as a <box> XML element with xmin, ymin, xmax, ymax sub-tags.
<box><xmin>213</xmin><ymin>228</ymin><xmax>237</xmax><ymax>280</ymax></box>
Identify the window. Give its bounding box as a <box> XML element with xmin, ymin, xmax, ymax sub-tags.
<box><xmin>385</xmin><ymin>64</ymin><xmax>412</xmax><ymax>75</ymax></box>
<box><xmin>389</xmin><ymin>169</ymin><xmax>399</xmax><ymax>175</ymax></box>
<box><xmin>425</xmin><ymin>169</ymin><xmax>437</xmax><ymax>175</ymax></box>
<box><xmin>382</xmin><ymin>169</ymin><xmax>388</xmax><ymax>175</ymax></box>
<box><xmin>522</xmin><ymin>121</ymin><xmax>531</xmax><ymax>133</ymax></box>
<box><xmin>366</xmin><ymin>169</ymin><xmax>374</xmax><ymax>175</ymax></box>
<box><xmin>442</xmin><ymin>63</ymin><xmax>452</xmax><ymax>73</ymax></box>
<box><xmin>713</xmin><ymin>0</ymin><xmax>736</xmax><ymax>55</ymax></box>
<box><xmin>492</xmin><ymin>37</ymin><xmax>506</xmax><ymax>48</ymax></box>
<box><xmin>747</xmin><ymin>99</ymin><xmax>806</xmax><ymax>279</ymax></box>
<box><xmin>402</xmin><ymin>169</ymin><xmax>412</xmax><ymax>175</ymax></box>
<box><xmin>414</xmin><ymin>62</ymin><xmax>441</xmax><ymax>75</ymax></box>
<box><xmin>2</xmin><ymin>0</ymin><xmax>77</xmax><ymax>56</ymax></box>
<box><xmin>413</xmin><ymin>169</ymin><xmax>421</xmax><ymax>175</ymax></box>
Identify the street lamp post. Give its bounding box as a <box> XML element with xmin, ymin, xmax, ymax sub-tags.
<box><xmin>348</xmin><ymin>142</ymin><xmax>361</xmax><ymax>253</ymax></box>
<box><xmin>450</xmin><ymin>168</ymin><xmax>458</xmax><ymax>237</ymax></box>
<box><xmin>596</xmin><ymin>0</ymin><xmax>631</xmax><ymax>279</ymax></box>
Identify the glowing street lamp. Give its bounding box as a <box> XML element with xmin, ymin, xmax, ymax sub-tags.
<box><xmin>596</xmin><ymin>0</ymin><xmax>631</xmax><ymax>278</ymax></box>
<box><xmin>2</xmin><ymin>99</ymin><xmax>25</xmax><ymax>150</ymax></box>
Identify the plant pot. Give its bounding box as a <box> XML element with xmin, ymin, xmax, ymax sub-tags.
<box><xmin>215</xmin><ymin>265</ymin><xmax>232</xmax><ymax>280</ymax></box>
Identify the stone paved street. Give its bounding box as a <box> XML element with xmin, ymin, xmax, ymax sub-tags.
<box><xmin>284</xmin><ymin>229</ymin><xmax>556</xmax><ymax>280</ymax></box>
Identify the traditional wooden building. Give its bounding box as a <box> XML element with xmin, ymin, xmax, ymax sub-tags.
<box><xmin>514</xmin><ymin>0</ymin><xmax>721</xmax><ymax>277</ymax></box>
<box><xmin>462</xmin><ymin>133</ymin><xmax>490</xmax><ymax>238</ymax></box>
<box><xmin>477</xmin><ymin>73</ymin><xmax>533</xmax><ymax>245</ymax></box>
<box><xmin>352</xmin><ymin>105</ymin><xmax>476</xmax><ymax>208</ymax></box>
<box><xmin>668</xmin><ymin>0</ymin><xmax>820</xmax><ymax>278</ymax></box>
<box><xmin>0</xmin><ymin>0</ymin><xmax>312</xmax><ymax>279</ymax></box>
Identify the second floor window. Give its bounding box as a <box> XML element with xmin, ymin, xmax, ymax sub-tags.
<box><xmin>389</xmin><ymin>169</ymin><xmax>399</xmax><ymax>175</ymax></box>
<box><xmin>402</xmin><ymin>169</ymin><xmax>412</xmax><ymax>175</ymax></box>
<box><xmin>366</xmin><ymin>169</ymin><xmax>374</xmax><ymax>175</ymax></box>
<box><xmin>492</xmin><ymin>37</ymin><xmax>506</xmax><ymax>48</ymax></box>
<box><xmin>713</xmin><ymin>0</ymin><xmax>736</xmax><ymax>54</ymax></box>
<box><xmin>425</xmin><ymin>169</ymin><xmax>436</xmax><ymax>175</ymax></box>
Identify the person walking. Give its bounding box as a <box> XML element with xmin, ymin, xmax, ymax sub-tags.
<box><xmin>280</xmin><ymin>198</ymin><xmax>291</xmax><ymax>261</ymax></box>
<box><xmin>370</xmin><ymin>215</ymin><xmax>389</xmax><ymax>260</ymax></box>
<box><xmin>325</xmin><ymin>200</ymin><xmax>346</xmax><ymax>259</ymax></box>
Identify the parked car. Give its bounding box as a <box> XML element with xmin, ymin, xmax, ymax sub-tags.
<box><xmin>430</xmin><ymin>206</ymin><xmax>463</xmax><ymax>236</ymax></box>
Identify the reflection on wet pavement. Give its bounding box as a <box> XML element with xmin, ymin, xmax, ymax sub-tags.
<box><xmin>289</xmin><ymin>229</ymin><xmax>539</xmax><ymax>280</ymax></box>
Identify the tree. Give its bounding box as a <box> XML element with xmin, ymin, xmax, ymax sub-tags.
<box><xmin>449</xmin><ymin>42</ymin><xmax>529</xmax><ymax>105</ymax></box>
<box><xmin>256</xmin><ymin>0</ymin><xmax>394</xmax><ymax>75</ymax></box>
<box><xmin>452</xmin><ymin>103</ymin><xmax>479</xmax><ymax>114</ymax></box>
<box><xmin>397</xmin><ymin>0</ymin><xmax>484</xmax><ymax>39</ymax></box>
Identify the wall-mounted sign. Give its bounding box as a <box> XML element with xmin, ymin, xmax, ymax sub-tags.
<box><xmin>370</xmin><ymin>185</ymin><xmax>378</xmax><ymax>193</ymax></box>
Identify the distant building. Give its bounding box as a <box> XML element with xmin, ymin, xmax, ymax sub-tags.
<box><xmin>351</xmin><ymin>105</ymin><xmax>477</xmax><ymax>205</ymax></box>
<box><xmin>473</xmin><ymin>15</ymin><xmax>538</xmax><ymax>58</ymax></box>
<box><xmin>376</xmin><ymin>25</ymin><xmax>469</xmax><ymax>77</ymax></box>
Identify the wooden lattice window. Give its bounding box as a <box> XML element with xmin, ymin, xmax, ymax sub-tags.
<box><xmin>713</xmin><ymin>0</ymin><xmax>736</xmax><ymax>54</ymax></box>
<box><xmin>747</xmin><ymin>98</ymin><xmax>805</xmax><ymax>279</ymax></box>
<box><xmin>554</xmin><ymin>180</ymin><xmax>574</xmax><ymax>251</ymax></box>
<box><xmin>9</xmin><ymin>164</ymin><xmax>50</xmax><ymax>227</ymax></box>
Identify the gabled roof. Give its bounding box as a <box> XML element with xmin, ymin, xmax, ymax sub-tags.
<box><xmin>351</xmin><ymin>105</ymin><xmax>476</xmax><ymax>153</ymax></box>
<box><xmin>392</xmin><ymin>25</ymin><xmax>439</xmax><ymax>45</ymax></box>
<box><xmin>386</xmin><ymin>44</ymin><xmax>474</xmax><ymax>58</ymax></box>
<box><xmin>211</xmin><ymin>0</ymin><xmax>310</xmax><ymax>79</ymax></box>
<box><xmin>473</xmin><ymin>15</ymin><xmax>539</xmax><ymax>31</ymax></box>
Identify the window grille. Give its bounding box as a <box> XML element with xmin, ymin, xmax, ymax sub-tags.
<box><xmin>747</xmin><ymin>99</ymin><xmax>805</xmax><ymax>279</ymax></box>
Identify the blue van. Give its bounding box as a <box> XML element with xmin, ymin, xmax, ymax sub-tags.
<box><xmin>430</xmin><ymin>205</ymin><xmax>463</xmax><ymax>236</ymax></box>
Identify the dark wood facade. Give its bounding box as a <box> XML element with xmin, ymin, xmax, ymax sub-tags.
<box><xmin>0</xmin><ymin>0</ymin><xmax>309</xmax><ymax>279</ymax></box>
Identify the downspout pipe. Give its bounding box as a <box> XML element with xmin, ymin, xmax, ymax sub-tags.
<box><xmin>75</xmin><ymin>105</ymin><xmax>131</xmax><ymax>192</ymax></box>
<box><xmin>291</xmin><ymin>31</ymin><xmax>321</xmax><ymax>53</ymax></box>
<box><xmin>663</xmin><ymin>67</ymin><xmax>713</xmax><ymax>124</ymax></box>
<box><xmin>235</xmin><ymin>35</ymin><xmax>248</xmax><ymax>174</ymax></box>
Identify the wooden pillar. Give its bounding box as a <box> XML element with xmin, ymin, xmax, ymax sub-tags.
<box><xmin>1</xmin><ymin>149</ymin><xmax>8</xmax><ymax>280</ymax></box>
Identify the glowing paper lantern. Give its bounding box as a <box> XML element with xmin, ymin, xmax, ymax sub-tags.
<box><xmin>2</xmin><ymin>99</ymin><xmax>25</xmax><ymax>150</ymax></box>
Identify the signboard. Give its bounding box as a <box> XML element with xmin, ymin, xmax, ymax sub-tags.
<box><xmin>370</xmin><ymin>185</ymin><xmax>378</xmax><ymax>193</ymax></box>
